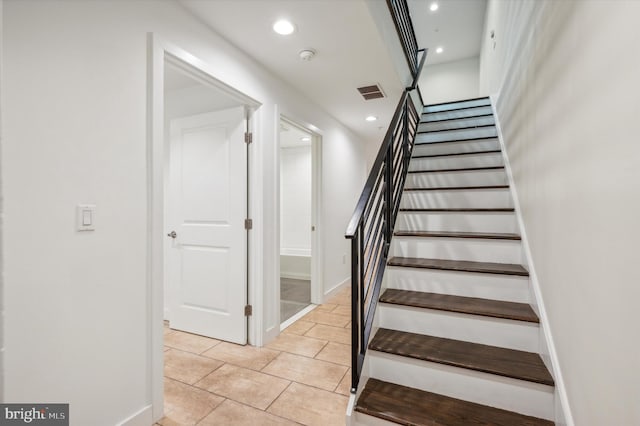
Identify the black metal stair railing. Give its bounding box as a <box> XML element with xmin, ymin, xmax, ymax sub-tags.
<box><xmin>345</xmin><ymin>45</ymin><xmax>426</xmax><ymax>392</ymax></box>
<box><xmin>388</xmin><ymin>0</ymin><xmax>420</xmax><ymax>77</ymax></box>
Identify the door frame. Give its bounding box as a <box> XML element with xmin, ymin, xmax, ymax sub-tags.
<box><xmin>277</xmin><ymin>116</ymin><xmax>324</xmax><ymax>316</ymax></box>
<box><xmin>147</xmin><ymin>33</ymin><xmax>261</xmax><ymax>422</ymax></box>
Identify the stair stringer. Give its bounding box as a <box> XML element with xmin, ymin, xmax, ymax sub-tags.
<box><xmin>345</xmin><ymin>269</ymin><xmax>392</xmax><ymax>426</ymax></box>
<box><xmin>490</xmin><ymin>94</ymin><xmax>572</xmax><ymax>426</ymax></box>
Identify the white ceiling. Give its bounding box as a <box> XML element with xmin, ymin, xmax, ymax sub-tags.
<box><xmin>164</xmin><ymin>62</ymin><xmax>243</xmax><ymax>113</ymax></box>
<box><xmin>409</xmin><ymin>0</ymin><xmax>487</xmax><ymax>66</ymax></box>
<box><xmin>164</xmin><ymin>63</ymin><xmax>199</xmax><ymax>91</ymax></box>
<box><xmin>280</xmin><ymin>121</ymin><xmax>312</xmax><ymax>149</ymax></box>
<box><xmin>178</xmin><ymin>0</ymin><xmax>486</xmax><ymax>144</ymax></box>
<box><xmin>179</xmin><ymin>0</ymin><xmax>404</xmax><ymax>143</ymax></box>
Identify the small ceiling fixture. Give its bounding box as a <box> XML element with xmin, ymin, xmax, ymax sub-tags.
<box><xmin>430</xmin><ymin>2</ymin><xmax>439</xmax><ymax>12</ymax></box>
<box><xmin>301</xmin><ymin>137</ymin><xmax>311</xmax><ymax>142</ymax></box>
<box><xmin>436</xmin><ymin>46</ymin><xmax>444</xmax><ymax>54</ymax></box>
<box><xmin>299</xmin><ymin>49</ymin><xmax>316</xmax><ymax>61</ymax></box>
<box><xmin>365</xmin><ymin>116</ymin><xmax>378</xmax><ymax>122</ymax></box>
<box><xmin>273</xmin><ymin>19</ymin><xmax>295</xmax><ymax>35</ymax></box>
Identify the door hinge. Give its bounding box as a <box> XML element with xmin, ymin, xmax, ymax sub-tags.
<box><xmin>244</xmin><ymin>304</ymin><xmax>253</xmax><ymax>316</ymax></box>
<box><xmin>244</xmin><ymin>132</ymin><xmax>253</xmax><ymax>144</ymax></box>
<box><xmin>244</xmin><ymin>218</ymin><xmax>253</xmax><ymax>230</ymax></box>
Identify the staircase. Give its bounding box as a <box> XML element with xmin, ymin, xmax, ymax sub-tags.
<box><xmin>350</xmin><ymin>97</ymin><xmax>555</xmax><ymax>425</ymax></box>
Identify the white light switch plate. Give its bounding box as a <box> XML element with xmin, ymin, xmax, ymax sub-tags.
<box><xmin>76</xmin><ymin>204</ymin><xmax>96</xmax><ymax>231</ymax></box>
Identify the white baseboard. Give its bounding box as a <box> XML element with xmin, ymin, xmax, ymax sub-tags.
<box><xmin>490</xmin><ymin>94</ymin><xmax>573</xmax><ymax>426</ymax></box>
<box><xmin>117</xmin><ymin>404</ymin><xmax>153</xmax><ymax>426</ymax></box>
<box><xmin>345</xmin><ymin>393</ymin><xmax>357</xmax><ymax>425</ymax></box>
<box><xmin>324</xmin><ymin>276</ymin><xmax>350</xmax><ymax>301</ymax></box>
<box><xmin>280</xmin><ymin>304</ymin><xmax>317</xmax><ymax>331</ymax></box>
<box><xmin>280</xmin><ymin>272</ymin><xmax>312</xmax><ymax>281</ymax></box>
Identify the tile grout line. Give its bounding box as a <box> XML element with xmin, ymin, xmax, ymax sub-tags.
<box><xmin>199</xmin><ymin>396</ymin><xmax>305</xmax><ymax>426</ymax></box>
<box><xmin>262</xmin><ymin>380</ymin><xmax>295</xmax><ymax>417</ymax></box>
<box><xmin>193</xmin><ymin>396</ymin><xmax>226</xmax><ymax>426</ymax></box>
<box><xmin>333</xmin><ymin>366</ymin><xmax>351</xmax><ymax>394</ymax></box>
<box><xmin>256</xmin><ymin>351</ymin><xmax>350</xmax><ymax>394</ymax></box>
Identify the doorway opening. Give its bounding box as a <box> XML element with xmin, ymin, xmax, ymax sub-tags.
<box><xmin>278</xmin><ymin>117</ymin><xmax>322</xmax><ymax>328</ymax></box>
<box><xmin>149</xmin><ymin>36</ymin><xmax>262</xmax><ymax>421</ymax></box>
<box><xmin>163</xmin><ymin>59</ymin><xmax>251</xmax><ymax>344</ymax></box>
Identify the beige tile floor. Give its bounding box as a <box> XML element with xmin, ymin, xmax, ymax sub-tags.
<box><xmin>158</xmin><ymin>287</ymin><xmax>352</xmax><ymax>426</ymax></box>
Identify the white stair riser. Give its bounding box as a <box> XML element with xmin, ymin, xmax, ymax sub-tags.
<box><xmin>378</xmin><ymin>305</ymin><xmax>539</xmax><ymax>352</ymax></box>
<box><xmin>394</xmin><ymin>211</ymin><xmax>518</xmax><ymax>234</ymax></box>
<box><xmin>416</xmin><ymin>127</ymin><xmax>497</xmax><ymax>144</ymax></box>
<box><xmin>401</xmin><ymin>189</ymin><xmax>513</xmax><ymax>209</ymax></box>
<box><xmin>395</xmin><ymin>211</ymin><xmax>518</xmax><ymax>234</ymax></box>
<box><xmin>391</xmin><ymin>236</ymin><xmax>523</xmax><ymax>264</ymax></box>
<box><xmin>423</xmin><ymin>105</ymin><xmax>493</xmax><ymax>122</ymax></box>
<box><xmin>351</xmin><ymin>411</ymin><xmax>397</xmax><ymax>426</ymax></box>
<box><xmin>424</xmin><ymin>98</ymin><xmax>491</xmax><ymax>113</ymax></box>
<box><xmin>366</xmin><ymin>352</ymin><xmax>554</xmax><ymax>420</ymax></box>
<box><xmin>412</xmin><ymin>139</ymin><xmax>500</xmax><ymax>156</ymax></box>
<box><xmin>351</xmin><ymin>414</ymin><xmax>395</xmax><ymax>426</ymax></box>
<box><xmin>386</xmin><ymin>267</ymin><xmax>530</xmax><ymax>303</ymax></box>
<box><xmin>419</xmin><ymin>115</ymin><xmax>495</xmax><ymax>132</ymax></box>
<box><xmin>405</xmin><ymin>169</ymin><xmax>507</xmax><ymax>188</ymax></box>
<box><xmin>410</xmin><ymin>152</ymin><xmax>503</xmax><ymax>170</ymax></box>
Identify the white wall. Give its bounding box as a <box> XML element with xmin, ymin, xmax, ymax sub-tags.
<box><xmin>1</xmin><ymin>0</ymin><xmax>367</xmax><ymax>424</ymax></box>
<box><xmin>419</xmin><ymin>57</ymin><xmax>481</xmax><ymax>105</ymax></box>
<box><xmin>365</xmin><ymin>0</ymin><xmax>414</xmax><ymax>89</ymax></box>
<box><xmin>280</xmin><ymin>145</ymin><xmax>312</xmax><ymax>281</ymax></box>
<box><xmin>480</xmin><ymin>1</ymin><xmax>640</xmax><ymax>424</ymax></box>
<box><xmin>165</xmin><ymin>85</ymin><xmax>240</xmax><ymax>119</ymax></box>
<box><xmin>0</xmin><ymin>0</ymin><xmax>4</xmax><ymax>401</ymax></box>
<box><xmin>280</xmin><ymin>146</ymin><xmax>312</xmax><ymax>256</ymax></box>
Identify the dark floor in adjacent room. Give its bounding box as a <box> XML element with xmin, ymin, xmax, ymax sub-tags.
<box><xmin>280</xmin><ymin>277</ymin><xmax>311</xmax><ymax>322</ymax></box>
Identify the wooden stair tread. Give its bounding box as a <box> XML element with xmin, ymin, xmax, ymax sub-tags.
<box><xmin>394</xmin><ymin>230</ymin><xmax>521</xmax><ymax>240</ymax></box>
<box><xmin>356</xmin><ymin>378</ymin><xmax>554</xmax><ymax>426</ymax></box>
<box><xmin>418</xmin><ymin>124</ymin><xmax>496</xmax><ymax>134</ymax></box>
<box><xmin>408</xmin><ymin>166</ymin><xmax>505</xmax><ymax>174</ymax></box>
<box><xmin>424</xmin><ymin>96</ymin><xmax>491</xmax><ymax>107</ymax></box>
<box><xmin>400</xmin><ymin>207</ymin><xmax>515</xmax><ymax>212</ymax></box>
<box><xmin>404</xmin><ymin>184</ymin><xmax>509</xmax><ymax>191</ymax></box>
<box><xmin>415</xmin><ymin>136</ymin><xmax>498</xmax><ymax>145</ymax></box>
<box><xmin>412</xmin><ymin>149</ymin><xmax>501</xmax><ymax>159</ymax></box>
<box><xmin>380</xmin><ymin>288</ymin><xmax>539</xmax><ymax>323</ymax></box>
<box><xmin>423</xmin><ymin>98</ymin><xmax>491</xmax><ymax>114</ymax></box>
<box><xmin>421</xmin><ymin>112</ymin><xmax>494</xmax><ymax>124</ymax></box>
<box><xmin>388</xmin><ymin>256</ymin><xmax>529</xmax><ymax>276</ymax></box>
<box><xmin>369</xmin><ymin>329</ymin><xmax>554</xmax><ymax>386</ymax></box>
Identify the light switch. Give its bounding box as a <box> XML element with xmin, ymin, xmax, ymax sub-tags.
<box><xmin>77</xmin><ymin>204</ymin><xmax>96</xmax><ymax>231</ymax></box>
<box><xmin>82</xmin><ymin>210</ymin><xmax>92</xmax><ymax>226</ymax></box>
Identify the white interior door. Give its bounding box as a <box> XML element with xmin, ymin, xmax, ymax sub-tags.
<box><xmin>167</xmin><ymin>106</ymin><xmax>247</xmax><ymax>344</ymax></box>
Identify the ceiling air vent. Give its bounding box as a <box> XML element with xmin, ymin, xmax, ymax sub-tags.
<box><xmin>357</xmin><ymin>84</ymin><xmax>385</xmax><ymax>100</ymax></box>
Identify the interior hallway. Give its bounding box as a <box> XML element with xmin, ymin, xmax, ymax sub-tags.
<box><xmin>158</xmin><ymin>287</ymin><xmax>351</xmax><ymax>425</ymax></box>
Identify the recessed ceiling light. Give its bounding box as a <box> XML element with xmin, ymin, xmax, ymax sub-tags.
<box><xmin>430</xmin><ymin>2</ymin><xmax>439</xmax><ymax>12</ymax></box>
<box><xmin>273</xmin><ymin>19</ymin><xmax>295</xmax><ymax>35</ymax></box>
<box><xmin>301</xmin><ymin>137</ymin><xmax>311</xmax><ymax>142</ymax></box>
<box><xmin>365</xmin><ymin>116</ymin><xmax>378</xmax><ymax>122</ymax></box>
<box><xmin>436</xmin><ymin>46</ymin><xmax>444</xmax><ymax>54</ymax></box>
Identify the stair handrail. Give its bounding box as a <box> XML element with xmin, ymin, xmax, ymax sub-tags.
<box><xmin>387</xmin><ymin>0</ymin><xmax>420</xmax><ymax>80</ymax></box>
<box><xmin>345</xmin><ymin>47</ymin><xmax>426</xmax><ymax>394</ymax></box>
